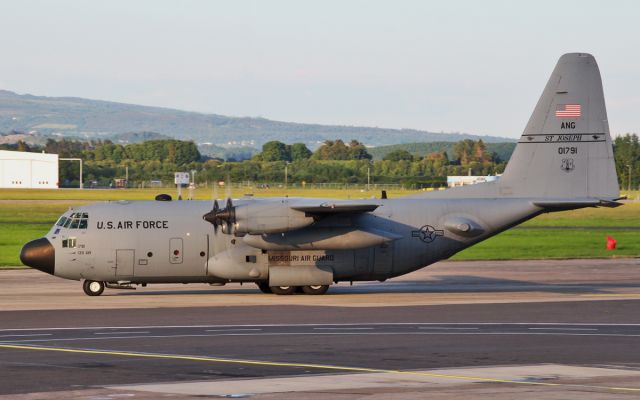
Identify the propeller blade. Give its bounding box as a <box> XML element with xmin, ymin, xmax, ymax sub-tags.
<box><xmin>213</xmin><ymin>181</ymin><xmax>219</xmax><ymax>201</ymax></box>
<box><xmin>224</xmin><ymin>174</ymin><xmax>232</xmax><ymax>200</ymax></box>
<box><xmin>224</xmin><ymin>197</ymin><xmax>235</xmax><ymax>232</ymax></box>
<box><xmin>212</xmin><ymin>199</ymin><xmax>220</xmax><ymax>232</ymax></box>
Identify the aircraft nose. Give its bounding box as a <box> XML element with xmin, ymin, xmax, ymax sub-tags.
<box><xmin>20</xmin><ymin>238</ymin><xmax>55</xmax><ymax>275</ymax></box>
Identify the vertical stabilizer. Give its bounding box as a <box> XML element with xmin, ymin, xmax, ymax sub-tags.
<box><xmin>499</xmin><ymin>53</ymin><xmax>619</xmax><ymax>200</ymax></box>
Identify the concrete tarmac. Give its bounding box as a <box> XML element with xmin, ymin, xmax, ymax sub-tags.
<box><xmin>1</xmin><ymin>258</ymin><xmax>640</xmax><ymax>399</ymax></box>
<box><xmin>2</xmin><ymin>258</ymin><xmax>640</xmax><ymax>311</ymax></box>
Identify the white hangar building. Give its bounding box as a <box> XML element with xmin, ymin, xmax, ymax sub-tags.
<box><xmin>0</xmin><ymin>150</ymin><xmax>58</xmax><ymax>189</ymax></box>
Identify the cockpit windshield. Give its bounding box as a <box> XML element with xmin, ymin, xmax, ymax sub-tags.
<box><xmin>56</xmin><ymin>212</ymin><xmax>89</xmax><ymax>230</ymax></box>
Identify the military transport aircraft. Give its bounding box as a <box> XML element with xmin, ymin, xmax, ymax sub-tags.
<box><xmin>21</xmin><ymin>53</ymin><xmax>622</xmax><ymax>296</ymax></box>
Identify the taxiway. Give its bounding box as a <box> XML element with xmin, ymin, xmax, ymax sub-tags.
<box><xmin>1</xmin><ymin>259</ymin><xmax>639</xmax><ymax>399</ymax></box>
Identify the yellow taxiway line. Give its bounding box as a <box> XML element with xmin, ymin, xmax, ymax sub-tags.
<box><xmin>1</xmin><ymin>343</ymin><xmax>639</xmax><ymax>393</ymax></box>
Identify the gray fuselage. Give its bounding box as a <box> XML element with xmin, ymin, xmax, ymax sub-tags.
<box><xmin>43</xmin><ymin>197</ymin><xmax>541</xmax><ymax>285</ymax></box>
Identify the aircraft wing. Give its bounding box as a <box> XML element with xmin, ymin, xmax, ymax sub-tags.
<box><xmin>291</xmin><ymin>202</ymin><xmax>380</xmax><ymax>215</ymax></box>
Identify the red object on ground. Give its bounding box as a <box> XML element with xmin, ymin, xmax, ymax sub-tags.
<box><xmin>606</xmin><ymin>236</ymin><xmax>617</xmax><ymax>250</ymax></box>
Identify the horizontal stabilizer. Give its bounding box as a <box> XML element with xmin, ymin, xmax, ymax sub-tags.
<box><xmin>532</xmin><ymin>198</ymin><xmax>624</xmax><ymax>209</ymax></box>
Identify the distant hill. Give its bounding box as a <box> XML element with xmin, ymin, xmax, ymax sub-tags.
<box><xmin>368</xmin><ymin>142</ymin><xmax>517</xmax><ymax>162</ymax></box>
<box><xmin>111</xmin><ymin>131</ymin><xmax>172</xmax><ymax>144</ymax></box>
<box><xmin>0</xmin><ymin>90</ymin><xmax>513</xmax><ymax>148</ymax></box>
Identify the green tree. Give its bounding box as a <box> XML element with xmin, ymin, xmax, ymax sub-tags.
<box><xmin>614</xmin><ymin>133</ymin><xmax>639</xmax><ymax>190</ymax></box>
<box><xmin>261</xmin><ymin>141</ymin><xmax>291</xmax><ymax>161</ymax></box>
<box><xmin>383</xmin><ymin>149</ymin><xmax>414</xmax><ymax>161</ymax></box>
<box><xmin>290</xmin><ymin>143</ymin><xmax>312</xmax><ymax>161</ymax></box>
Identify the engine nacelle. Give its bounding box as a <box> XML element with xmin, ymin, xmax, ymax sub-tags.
<box><xmin>233</xmin><ymin>200</ymin><xmax>315</xmax><ymax>234</ymax></box>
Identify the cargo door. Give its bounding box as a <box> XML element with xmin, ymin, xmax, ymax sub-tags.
<box><xmin>116</xmin><ymin>249</ymin><xmax>135</xmax><ymax>277</ymax></box>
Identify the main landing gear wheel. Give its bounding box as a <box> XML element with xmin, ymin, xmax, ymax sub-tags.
<box><xmin>270</xmin><ymin>286</ymin><xmax>296</xmax><ymax>295</ymax></box>
<box><xmin>301</xmin><ymin>285</ymin><xmax>329</xmax><ymax>295</ymax></box>
<box><xmin>83</xmin><ymin>280</ymin><xmax>105</xmax><ymax>296</ymax></box>
<box><xmin>256</xmin><ymin>282</ymin><xmax>272</xmax><ymax>294</ymax></box>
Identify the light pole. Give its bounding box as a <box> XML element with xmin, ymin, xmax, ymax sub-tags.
<box><xmin>367</xmin><ymin>163</ymin><xmax>371</xmax><ymax>191</ymax></box>
<box><xmin>284</xmin><ymin>162</ymin><xmax>290</xmax><ymax>189</ymax></box>
<box><xmin>628</xmin><ymin>164</ymin><xmax>632</xmax><ymax>192</ymax></box>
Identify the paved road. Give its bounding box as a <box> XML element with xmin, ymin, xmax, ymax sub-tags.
<box><xmin>3</xmin><ymin>258</ymin><xmax>640</xmax><ymax>311</ymax></box>
<box><xmin>1</xmin><ymin>301</ymin><xmax>640</xmax><ymax>395</ymax></box>
<box><xmin>2</xmin><ymin>259</ymin><xmax>640</xmax><ymax>398</ymax></box>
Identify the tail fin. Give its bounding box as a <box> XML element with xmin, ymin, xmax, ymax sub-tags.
<box><xmin>499</xmin><ymin>53</ymin><xmax>620</xmax><ymax>200</ymax></box>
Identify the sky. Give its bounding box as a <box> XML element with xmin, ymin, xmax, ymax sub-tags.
<box><xmin>0</xmin><ymin>0</ymin><xmax>638</xmax><ymax>139</ymax></box>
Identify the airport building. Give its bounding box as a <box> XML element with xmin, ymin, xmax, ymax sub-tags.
<box><xmin>0</xmin><ymin>150</ymin><xmax>58</xmax><ymax>189</ymax></box>
<box><xmin>447</xmin><ymin>175</ymin><xmax>499</xmax><ymax>188</ymax></box>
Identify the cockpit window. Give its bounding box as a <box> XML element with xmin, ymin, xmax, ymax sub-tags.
<box><xmin>59</xmin><ymin>213</ymin><xmax>89</xmax><ymax>229</ymax></box>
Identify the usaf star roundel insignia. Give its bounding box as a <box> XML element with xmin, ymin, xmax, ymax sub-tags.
<box><xmin>411</xmin><ymin>225</ymin><xmax>444</xmax><ymax>243</ymax></box>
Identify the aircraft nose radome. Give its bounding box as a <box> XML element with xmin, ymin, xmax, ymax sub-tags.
<box><xmin>20</xmin><ymin>238</ymin><xmax>55</xmax><ymax>275</ymax></box>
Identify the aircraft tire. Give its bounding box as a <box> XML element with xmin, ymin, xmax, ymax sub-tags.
<box><xmin>83</xmin><ymin>280</ymin><xmax>105</xmax><ymax>296</ymax></box>
<box><xmin>256</xmin><ymin>282</ymin><xmax>272</xmax><ymax>294</ymax></box>
<box><xmin>270</xmin><ymin>286</ymin><xmax>296</xmax><ymax>295</ymax></box>
<box><xmin>301</xmin><ymin>285</ymin><xmax>329</xmax><ymax>295</ymax></box>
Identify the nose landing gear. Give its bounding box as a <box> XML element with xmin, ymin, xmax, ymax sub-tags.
<box><xmin>82</xmin><ymin>280</ymin><xmax>105</xmax><ymax>296</ymax></box>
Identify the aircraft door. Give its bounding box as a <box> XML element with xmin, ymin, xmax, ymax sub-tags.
<box><xmin>116</xmin><ymin>249</ymin><xmax>135</xmax><ymax>277</ymax></box>
<box><xmin>373</xmin><ymin>243</ymin><xmax>394</xmax><ymax>276</ymax></box>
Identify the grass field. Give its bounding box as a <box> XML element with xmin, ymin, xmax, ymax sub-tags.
<box><xmin>1</xmin><ymin>188</ymin><xmax>638</xmax><ymax>267</ymax></box>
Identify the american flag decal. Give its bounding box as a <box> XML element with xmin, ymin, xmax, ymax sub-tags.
<box><xmin>555</xmin><ymin>104</ymin><xmax>581</xmax><ymax>118</ymax></box>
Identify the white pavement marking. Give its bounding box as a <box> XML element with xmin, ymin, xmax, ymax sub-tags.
<box><xmin>0</xmin><ymin>334</ymin><xmax>52</xmax><ymax>338</ymax></box>
<box><xmin>1</xmin><ymin>322</ymin><xmax>640</xmax><ymax>332</ymax></box>
<box><xmin>94</xmin><ymin>331</ymin><xmax>150</xmax><ymax>335</ymax></box>
<box><xmin>205</xmin><ymin>329</ymin><xmax>262</xmax><ymax>332</ymax></box>
<box><xmin>419</xmin><ymin>327</ymin><xmax>479</xmax><ymax>330</ymax></box>
<box><xmin>313</xmin><ymin>327</ymin><xmax>374</xmax><ymax>330</ymax></box>
<box><xmin>2</xmin><ymin>331</ymin><xmax>640</xmax><ymax>345</ymax></box>
<box><xmin>529</xmin><ymin>327</ymin><xmax>598</xmax><ymax>331</ymax></box>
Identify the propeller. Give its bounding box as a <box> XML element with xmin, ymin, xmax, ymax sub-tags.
<box><xmin>202</xmin><ymin>177</ymin><xmax>236</xmax><ymax>233</ymax></box>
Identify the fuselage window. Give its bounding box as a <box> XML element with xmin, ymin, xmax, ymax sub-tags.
<box><xmin>62</xmin><ymin>238</ymin><xmax>77</xmax><ymax>248</ymax></box>
<box><xmin>63</xmin><ymin>218</ymin><xmax>73</xmax><ymax>228</ymax></box>
<box><xmin>78</xmin><ymin>219</ymin><xmax>88</xmax><ymax>229</ymax></box>
<box><xmin>70</xmin><ymin>219</ymin><xmax>80</xmax><ymax>229</ymax></box>
<box><xmin>56</xmin><ymin>216</ymin><xmax>67</xmax><ymax>227</ymax></box>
